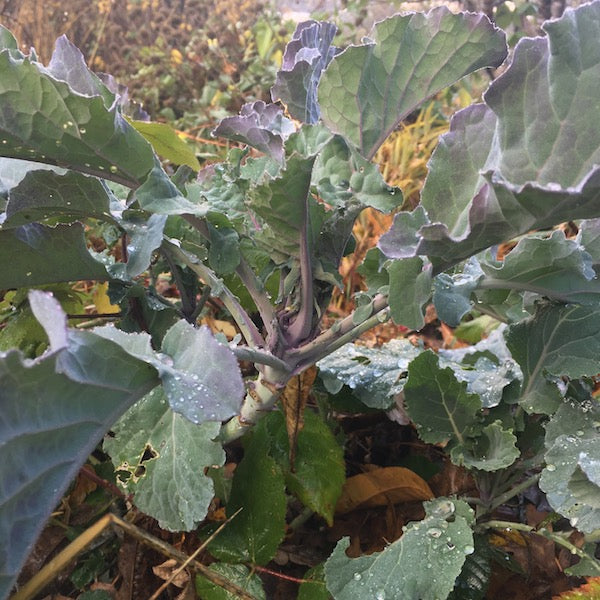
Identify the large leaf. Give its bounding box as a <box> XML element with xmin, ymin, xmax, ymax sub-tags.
<box><xmin>541</xmin><ymin>400</ymin><xmax>600</xmax><ymax>533</ymax></box>
<box><xmin>403</xmin><ymin>350</ymin><xmax>482</xmax><ymax>445</ymax></box>
<box><xmin>0</xmin><ymin>223</ymin><xmax>109</xmax><ymax>288</ymax></box>
<box><xmin>104</xmin><ymin>387</ymin><xmax>224</xmax><ymax>531</ymax></box>
<box><xmin>3</xmin><ymin>170</ymin><xmax>115</xmax><ymax>227</ymax></box>
<box><xmin>93</xmin><ymin>321</ymin><xmax>244</xmax><ymax>424</ymax></box>
<box><xmin>0</xmin><ymin>292</ymin><xmax>159</xmax><ymax>598</ymax></box>
<box><xmin>318</xmin><ymin>8</ymin><xmax>507</xmax><ymax>159</ymax></box>
<box><xmin>505</xmin><ymin>302</ymin><xmax>600</xmax><ymax>414</ymax></box>
<box><xmin>380</xmin><ymin>2</ymin><xmax>600</xmax><ymax>267</ymax></box>
<box><xmin>0</xmin><ymin>37</ymin><xmax>154</xmax><ymax>185</ymax></box>
<box><xmin>207</xmin><ymin>430</ymin><xmax>287</xmax><ymax>565</ymax></box>
<box><xmin>271</xmin><ymin>20</ymin><xmax>339</xmax><ymax>124</ymax></box>
<box><xmin>324</xmin><ymin>498</ymin><xmax>475</xmax><ymax>600</ymax></box>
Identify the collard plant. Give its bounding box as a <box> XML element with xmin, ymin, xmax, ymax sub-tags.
<box><xmin>2</xmin><ymin>3</ymin><xmax>600</xmax><ymax>598</ymax></box>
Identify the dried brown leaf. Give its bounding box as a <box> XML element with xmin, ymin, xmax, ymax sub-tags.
<box><xmin>335</xmin><ymin>466</ymin><xmax>433</xmax><ymax>514</ymax></box>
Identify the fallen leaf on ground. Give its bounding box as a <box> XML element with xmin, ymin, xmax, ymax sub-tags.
<box><xmin>335</xmin><ymin>466</ymin><xmax>433</xmax><ymax>514</ymax></box>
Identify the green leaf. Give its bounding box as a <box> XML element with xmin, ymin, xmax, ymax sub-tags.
<box><xmin>386</xmin><ymin>257</ymin><xmax>432</xmax><ymax>330</ymax></box>
<box><xmin>104</xmin><ymin>387</ymin><xmax>224</xmax><ymax>531</ymax></box>
<box><xmin>0</xmin><ymin>43</ymin><xmax>154</xmax><ymax>185</ymax></box>
<box><xmin>208</xmin><ymin>429</ymin><xmax>286</xmax><ymax>565</ymax></box>
<box><xmin>130</xmin><ymin>120</ymin><xmax>200</xmax><ymax>171</ymax></box>
<box><xmin>478</xmin><ymin>230</ymin><xmax>600</xmax><ymax>305</ymax></box>
<box><xmin>541</xmin><ymin>400</ymin><xmax>600</xmax><ymax>533</ymax></box>
<box><xmin>447</xmin><ymin>535</ymin><xmax>491</xmax><ymax>600</ymax></box>
<box><xmin>2</xmin><ymin>170</ymin><xmax>114</xmax><ymax>227</ymax></box>
<box><xmin>94</xmin><ymin>321</ymin><xmax>244</xmax><ymax>424</ymax></box>
<box><xmin>318</xmin><ymin>8</ymin><xmax>507</xmax><ymax>159</ymax></box>
<box><xmin>433</xmin><ymin>258</ymin><xmax>483</xmax><ymax>327</ymax></box>
<box><xmin>0</xmin><ymin>297</ymin><xmax>159</xmax><ymax>598</ymax></box>
<box><xmin>261</xmin><ymin>410</ymin><xmax>345</xmax><ymax>525</ymax></box>
<box><xmin>381</xmin><ymin>3</ymin><xmax>600</xmax><ymax>267</ymax></box>
<box><xmin>0</xmin><ymin>223</ymin><xmax>109</xmax><ymax>288</ymax></box>
<box><xmin>195</xmin><ymin>563</ymin><xmax>266</xmax><ymax>600</ymax></box>
<box><xmin>505</xmin><ymin>302</ymin><xmax>600</xmax><ymax>414</ymax></box>
<box><xmin>298</xmin><ymin>564</ymin><xmax>330</xmax><ymax>600</ymax></box>
<box><xmin>324</xmin><ymin>498</ymin><xmax>475</xmax><ymax>600</ymax></box>
<box><xmin>403</xmin><ymin>350</ymin><xmax>482</xmax><ymax>445</ymax></box>
<box><xmin>450</xmin><ymin>421</ymin><xmax>519</xmax><ymax>471</ymax></box>
<box><xmin>317</xmin><ymin>338</ymin><xmax>422</xmax><ymax>410</ymax></box>
<box><xmin>0</xmin><ymin>26</ymin><xmax>18</xmax><ymax>51</ymax></box>
<box><xmin>312</xmin><ymin>135</ymin><xmax>402</xmax><ymax>213</ymax></box>
<box><xmin>207</xmin><ymin>221</ymin><xmax>241</xmax><ymax>275</ymax></box>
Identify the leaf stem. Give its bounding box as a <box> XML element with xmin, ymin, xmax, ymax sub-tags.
<box><xmin>286</xmin><ymin>294</ymin><xmax>390</xmax><ymax>370</ymax></box>
<box><xmin>487</xmin><ymin>472</ymin><xmax>541</xmax><ymax>513</ymax></box>
<box><xmin>230</xmin><ymin>346</ymin><xmax>291</xmax><ymax>372</ymax></box>
<box><xmin>478</xmin><ymin>519</ymin><xmax>600</xmax><ymax>571</ymax></box>
<box><xmin>162</xmin><ymin>241</ymin><xmax>265</xmax><ymax>348</ymax></box>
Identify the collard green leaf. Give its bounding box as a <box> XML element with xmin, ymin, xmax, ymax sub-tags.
<box><xmin>260</xmin><ymin>410</ymin><xmax>345</xmax><ymax>525</ymax></box>
<box><xmin>0</xmin><ymin>26</ymin><xmax>18</xmax><ymax>51</ymax></box>
<box><xmin>207</xmin><ymin>221</ymin><xmax>240</xmax><ymax>275</ymax></box>
<box><xmin>195</xmin><ymin>563</ymin><xmax>266</xmax><ymax>600</ymax></box>
<box><xmin>0</xmin><ymin>223</ymin><xmax>109</xmax><ymax>288</ymax></box>
<box><xmin>324</xmin><ymin>498</ymin><xmax>475</xmax><ymax>600</ymax></box>
<box><xmin>94</xmin><ymin>321</ymin><xmax>244</xmax><ymax>424</ymax></box>
<box><xmin>403</xmin><ymin>350</ymin><xmax>482</xmax><ymax>445</ymax></box>
<box><xmin>447</xmin><ymin>534</ymin><xmax>491</xmax><ymax>600</ymax></box>
<box><xmin>387</xmin><ymin>256</ymin><xmax>433</xmax><ymax>330</ymax></box>
<box><xmin>298</xmin><ymin>564</ymin><xmax>330</xmax><ymax>600</ymax></box>
<box><xmin>0</xmin><ymin>158</ymin><xmax>64</xmax><ymax>199</ymax></box>
<box><xmin>271</xmin><ymin>21</ymin><xmax>339</xmax><ymax>124</ymax></box>
<box><xmin>381</xmin><ymin>3</ymin><xmax>600</xmax><ymax>267</ymax></box>
<box><xmin>129</xmin><ymin>120</ymin><xmax>200</xmax><ymax>171</ymax></box>
<box><xmin>505</xmin><ymin>302</ymin><xmax>600</xmax><ymax>414</ymax></box>
<box><xmin>450</xmin><ymin>421</ymin><xmax>519</xmax><ymax>471</ymax></box>
<box><xmin>0</xmin><ymin>303</ymin><xmax>159</xmax><ymax>598</ymax></box>
<box><xmin>0</xmin><ymin>43</ymin><xmax>154</xmax><ymax>186</ymax></box>
<box><xmin>541</xmin><ymin>400</ymin><xmax>600</xmax><ymax>533</ymax></box>
<box><xmin>208</xmin><ymin>430</ymin><xmax>286</xmax><ymax>565</ymax></box>
<box><xmin>3</xmin><ymin>170</ymin><xmax>114</xmax><ymax>228</ymax></box>
<box><xmin>312</xmin><ymin>135</ymin><xmax>402</xmax><ymax>213</ymax></box>
<box><xmin>213</xmin><ymin>101</ymin><xmax>295</xmax><ymax>163</ymax></box>
<box><xmin>477</xmin><ymin>231</ymin><xmax>600</xmax><ymax>305</ymax></box>
<box><xmin>433</xmin><ymin>258</ymin><xmax>484</xmax><ymax>327</ymax></box>
<box><xmin>318</xmin><ymin>8</ymin><xmax>507</xmax><ymax>159</ymax></box>
<box><xmin>104</xmin><ymin>387</ymin><xmax>224</xmax><ymax>531</ymax></box>
<box><xmin>318</xmin><ymin>338</ymin><xmax>422</xmax><ymax>409</ymax></box>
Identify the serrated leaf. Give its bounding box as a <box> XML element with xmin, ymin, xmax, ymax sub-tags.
<box><xmin>505</xmin><ymin>302</ymin><xmax>600</xmax><ymax>414</ymax></box>
<box><xmin>0</xmin><ymin>223</ymin><xmax>109</xmax><ymax>288</ymax></box>
<box><xmin>195</xmin><ymin>563</ymin><xmax>266</xmax><ymax>600</ymax></box>
<box><xmin>318</xmin><ymin>8</ymin><xmax>507</xmax><ymax>159</ymax></box>
<box><xmin>271</xmin><ymin>21</ymin><xmax>339</xmax><ymax>124</ymax></box>
<box><xmin>207</xmin><ymin>431</ymin><xmax>286</xmax><ymax>565</ymax></box>
<box><xmin>94</xmin><ymin>321</ymin><xmax>244</xmax><ymax>424</ymax></box>
<box><xmin>450</xmin><ymin>421</ymin><xmax>519</xmax><ymax>471</ymax></box>
<box><xmin>0</xmin><ymin>41</ymin><xmax>154</xmax><ymax>185</ymax></box>
<box><xmin>0</xmin><ymin>316</ymin><xmax>159</xmax><ymax>597</ymax></box>
<box><xmin>104</xmin><ymin>387</ymin><xmax>224</xmax><ymax>531</ymax></box>
<box><xmin>317</xmin><ymin>338</ymin><xmax>422</xmax><ymax>409</ymax></box>
<box><xmin>213</xmin><ymin>101</ymin><xmax>295</xmax><ymax>163</ymax></box>
<box><xmin>298</xmin><ymin>564</ymin><xmax>330</xmax><ymax>600</ymax></box>
<box><xmin>380</xmin><ymin>3</ymin><xmax>600</xmax><ymax>268</ymax></box>
<box><xmin>3</xmin><ymin>170</ymin><xmax>114</xmax><ymax>227</ymax></box>
<box><xmin>324</xmin><ymin>498</ymin><xmax>475</xmax><ymax>600</ymax></box>
<box><xmin>130</xmin><ymin>120</ymin><xmax>200</xmax><ymax>171</ymax></box>
<box><xmin>404</xmin><ymin>350</ymin><xmax>482</xmax><ymax>445</ymax></box>
<box><xmin>541</xmin><ymin>401</ymin><xmax>600</xmax><ymax>534</ymax></box>
<box><xmin>260</xmin><ymin>410</ymin><xmax>345</xmax><ymax>525</ymax></box>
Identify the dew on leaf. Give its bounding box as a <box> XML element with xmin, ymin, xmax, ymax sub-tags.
<box><xmin>546</xmin><ymin>464</ymin><xmax>556</xmax><ymax>472</ymax></box>
<box><xmin>427</xmin><ymin>527</ymin><xmax>442</xmax><ymax>538</ymax></box>
<box><xmin>353</xmin><ymin>573</ymin><xmax>362</xmax><ymax>581</ymax></box>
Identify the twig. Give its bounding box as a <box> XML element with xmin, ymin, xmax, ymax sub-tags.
<box><xmin>148</xmin><ymin>507</ymin><xmax>243</xmax><ymax>600</ymax></box>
